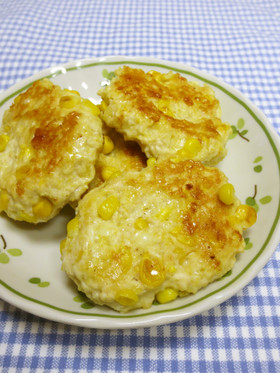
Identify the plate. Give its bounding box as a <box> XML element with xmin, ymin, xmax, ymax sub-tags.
<box><xmin>0</xmin><ymin>56</ymin><xmax>280</xmax><ymax>329</ymax></box>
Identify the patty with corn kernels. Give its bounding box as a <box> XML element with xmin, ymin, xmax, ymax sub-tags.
<box><xmin>61</xmin><ymin>158</ymin><xmax>256</xmax><ymax>312</ymax></box>
<box><xmin>0</xmin><ymin>79</ymin><xmax>103</xmax><ymax>223</ymax></box>
<box><xmin>99</xmin><ymin>66</ymin><xmax>231</xmax><ymax>165</ymax></box>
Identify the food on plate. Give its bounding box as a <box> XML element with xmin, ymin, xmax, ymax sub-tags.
<box><xmin>0</xmin><ymin>79</ymin><xmax>103</xmax><ymax>223</ymax></box>
<box><xmin>98</xmin><ymin>66</ymin><xmax>231</xmax><ymax>165</ymax></box>
<box><xmin>90</xmin><ymin>125</ymin><xmax>147</xmax><ymax>189</ymax></box>
<box><xmin>60</xmin><ymin>158</ymin><xmax>256</xmax><ymax>312</ymax></box>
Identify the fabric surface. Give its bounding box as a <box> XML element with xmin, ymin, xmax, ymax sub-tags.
<box><xmin>0</xmin><ymin>0</ymin><xmax>280</xmax><ymax>372</ymax></box>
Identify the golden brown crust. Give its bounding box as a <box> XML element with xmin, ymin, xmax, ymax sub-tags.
<box><xmin>114</xmin><ymin>67</ymin><xmax>219</xmax><ymax>127</ymax></box>
<box><xmin>99</xmin><ymin>66</ymin><xmax>231</xmax><ymax>164</ymax></box>
<box><xmin>0</xmin><ymin>79</ymin><xmax>103</xmax><ymax>223</ymax></box>
<box><xmin>61</xmin><ymin>159</ymin><xmax>248</xmax><ymax>312</ymax></box>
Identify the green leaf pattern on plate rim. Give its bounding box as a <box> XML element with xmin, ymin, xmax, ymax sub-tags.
<box><xmin>0</xmin><ymin>234</ymin><xmax>22</xmax><ymax>264</ymax></box>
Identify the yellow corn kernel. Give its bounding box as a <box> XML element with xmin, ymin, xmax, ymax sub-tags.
<box><xmin>82</xmin><ymin>98</ymin><xmax>100</xmax><ymax>116</ymax></box>
<box><xmin>115</xmin><ymin>289</ymin><xmax>139</xmax><ymax>306</ymax></box>
<box><xmin>14</xmin><ymin>94</ymin><xmax>22</xmax><ymax>104</ymax></box>
<box><xmin>67</xmin><ymin>217</ymin><xmax>79</xmax><ymax>237</ymax></box>
<box><xmin>32</xmin><ymin>198</ymin><xmax>53</xmax><ymax>219</ymax></box>
<box><xmin>218</xmin><ymin>183</ymin><xmax>235</xmax><ymax>205</ymax></box>
<box><xmin>102</xmin><ymin>135</ymin><xmax>114</xmax><ymax>155</ymax></box>
<box><xmin>156</xmin><ymin>206</ymin><xmax>171</xmax><ymax>221</ymax></box>
<box><xmin>177</xmin><ymin>138</ymin><xmax>202</xmax><ymax>158</ymax></box>
<box><xmin>0</xmin><ymin>190</ymin><xmax>9</xmax><ymax>211</ymax></box>
<box><xmin>64</xmin><ymin>88</ymin><xmax>80</xmax><ymax>96</ymax></box>
<box><xmin>157</xmin><ymin>99</ymin><xmax>173</xmax><ymax>116</ymax></box>
<box><xmin>134</xmin><ymin>217</ymin><xmax>149</xmax><ymax>230</ymax></box>
<box><xmin>19</xmin><ymin>145</ymin><xmax>33</xmax><ymax>162</ymax></box>
<box><xmin>97</xmin><ymin>195</ymin><xmax>119</xmax><ymax>220</ymax></box>
<box><xmin>139</xmin><ymin>255</ymin><xmax>165</xmax><ymax>288</ymax></box>
<box><xmin>59</xmin><ymin>95</ymin><xmax>80</xmax><ymax>109</ymax></box>
<box><xmin>168</xmin><ymin>265</ymin><xmax>176</xmax><ymax>274</ymax></box>
<box><xmin>60</xmin><ymin>238</ymin><xmax>67</xmax><ymax>255</ymax></box>
<box><xmin>148</xmin><ymin>70</ymin><xmax>162</xmax><ymax>81</ymax></box>
<box><xmin>0</xmin><ymin>135</ymin><xmax>10</xmax><ymax>152</ymax></box>
<box><xmin>101</xmin><ymin>166</ymin><xmax>120</xmax><ymax>181</ymax></box>
<box><xmin>108</xmin><ymin>170</ymin><xmax>121</xmax><ymax>180</ymax></box>
<box><xmin>235</xmin><ymin>204</ymin><xmax>257</xmax><ymax>228</ymax></box>
<box><xmin>98</xmin><ymin>100</ymin><xmax>107</xmax><ymax>112</ymax></box>
<box><xmin>147</xmin><ymin>157</ymin><xmax>156</xmax><ymax>167</ymax></box>
<box><xmin>156</xmin><ymin>288</ymin><xmax>179</xmax><ymax>304</ymax></box>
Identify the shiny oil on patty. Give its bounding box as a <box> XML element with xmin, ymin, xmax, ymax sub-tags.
<box><xmin>0</xmin><ymin>79</ymin><xmax>103</xmax><ymax>223</ymax></box>
<box><xmin>99</xmin><ymin>66</ymin><xmax>231</xmax><ymax>165</ymax></box>
<box><xmin>61</xmin><ymin>158</ymin><xmax>256</xmax><ymax>312</ymax></box>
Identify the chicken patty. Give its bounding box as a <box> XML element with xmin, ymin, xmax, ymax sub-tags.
<box><xmin>0</xmin><ymin>79</ymin><xmax>103</xmax><ymax>223</ymax></box>
<box><xmin>61</xmin><ymin>158</ymin><xmax>256</xmax><ymax>312</ymax></box>
<box><xmin>99</xmin><ymin>66</ymin><xmax>231</xmax><ymax>165</ymax></box>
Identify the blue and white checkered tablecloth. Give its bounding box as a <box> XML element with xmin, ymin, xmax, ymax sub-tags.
<box><xmin>0</xmin><ymin>0</ymin><xmax>280</xmax><ymax>372</ymax></box>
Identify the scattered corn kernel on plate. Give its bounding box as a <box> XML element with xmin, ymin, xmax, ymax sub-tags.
<box><xmin>0</xmin><ymin>56</ymin><xmax>280</xmax><ymax>329</ymax></box>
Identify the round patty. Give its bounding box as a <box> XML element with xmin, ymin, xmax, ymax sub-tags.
<box><xmin>61</xmin><ymin>158</ymin><xmax>256</xmax><ymax>312</ymax></box>
<box><xmin>0</xmin><ymin>79</ymin><xmax>103</xmax><ymax>223</ymax></box>
<box><xmin>99</xmin><ymin>66</ymin><xmax>231</xmax><ymax>165</ymax></box>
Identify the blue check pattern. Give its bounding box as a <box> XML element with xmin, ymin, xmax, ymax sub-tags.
<box><xmin>0</xmin><ymin>1</ymin><xmax>280</xmax><ymax>372</ymax></box>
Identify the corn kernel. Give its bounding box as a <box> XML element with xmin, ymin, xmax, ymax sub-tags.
<box><xmin>148</xmin><ymin>70</ymin><xmax>162</xmax><ymax>81</ymax></box>
<box><xmin>0</xmin><ymin>135</ymin><xmax>10</xmax><ymax>152</ymax></box>
<box><xmin>82</xmin><ymin>98</ymin><xmax>100</xmax><ymax>116</ymax></box>
<box><xmin>235</xmin><ymin>204</ymin><xmax>257</xmax><ymax>228</ymax></box>
<box><xmin>60</xmin><ymin>238</ymin><xmax>67</xmax><ymax>254</ymax></box>
<box><xmin>97</xmin><ymin>195</ymin><xmax>119</xmax><ymax>220</ymax></box>
<box><xmin>115</xmin><ymin>289</ymin><xmax>139</xmax><ymax>306</ymax></box>
<box><xmin>64</xmin><ymin>88</ymin><xmax>80</xmax><ymax>96</ymax></box>
<box><xmin>147</xmin><ymin>157</ymin><xmax>156</xmax><ymax>167</ymax></box>
<box><xmin>156</xmin><ymin>288</ymin><xmax>179</xmax><ymax>304</ymax></box>
<box><xmin>19</xmin><ymin>145</ymin><xmax>33</xmax><ymax>162</ymax></box>
<box><xmin>168</xmin><ymin>265</ymin><xmax>176</xmax><ymax>273</ymax></box>
<box><xmin>67</xmin><ymin>217</ymin><xmax>79</xmax><ymax>237</ymax></box>
<box><xmin>102</xmin><ymin>135</ymin><xmax>114</xmax><ymax>155</ymax></box>
<box><xmin>177</xmin><ymin>138</ymin><xmax>202</xmax><ymax>158</ymax></box>
<box><xmin>98</xmin><ymin>100</ymin><xmax>107</xmax><ymax>112</ymax></box>
<box><xmin>32</xmin><ymin>198</ymin><xmax>53</xmax><ymax>219</ymax></box>
<box><xmin>0</xmin><ymin>190</ymin><xmax>9</xmax><ymax>211</ymax></box>
<box><xmin>14</xmin><ymin>95</ymin><xmax>22</xmax><ymax>104</ymax></box>
<box><xmin>59</xmin><ymin>95</ymin><xmax>80</xmax><ymax>109</ymax></box>
<box><xmin>134</xmin><ymin>217</ymin><xmax>149</xmax><ymax>230</ymax></box>
<box><xmin>101</xmin><ymin>166</ymin><xmax>120</xmax><ymax>181</ymax></box>
<box><xmin>109</xmin><ymin>171</ymin><xmax>121</xmax><ymax>180</ymax></box>
<box><xmin>156</xmin><ymin>206</ymin><xmax>171</xmax><ymax>221</ymax></box>
<box><xmin>139</xmin><ymin>255</ymin><xmax>165</xmax><ymax>288</ymax></box>
<box><xmin>218</xmin><ymin>183</ymin><xmax>235</xmax><ymax>205</ymax></box>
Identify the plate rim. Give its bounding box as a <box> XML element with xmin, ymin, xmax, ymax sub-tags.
<box><xmin>0</xmin><ymin>55</ymin><xmax>280</xmax><ymax>329</ymax></box>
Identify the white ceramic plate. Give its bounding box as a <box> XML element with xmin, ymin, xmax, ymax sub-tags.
<box><xmin>0</xmin><ymin>56</ymin><xmax>280</xmax><ymax>329</ymax></box>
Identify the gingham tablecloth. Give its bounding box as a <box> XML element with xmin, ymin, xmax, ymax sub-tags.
<box><xmin>0</xmin><ymin>1</ymin><xmax>280</xmax><ymax>372</ymax></box>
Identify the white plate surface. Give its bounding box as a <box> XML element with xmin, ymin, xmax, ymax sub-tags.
<box><xmin>0</xmin><ymin>56</ymin><xmax>280</xmax><ymax>329</ymax></box>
